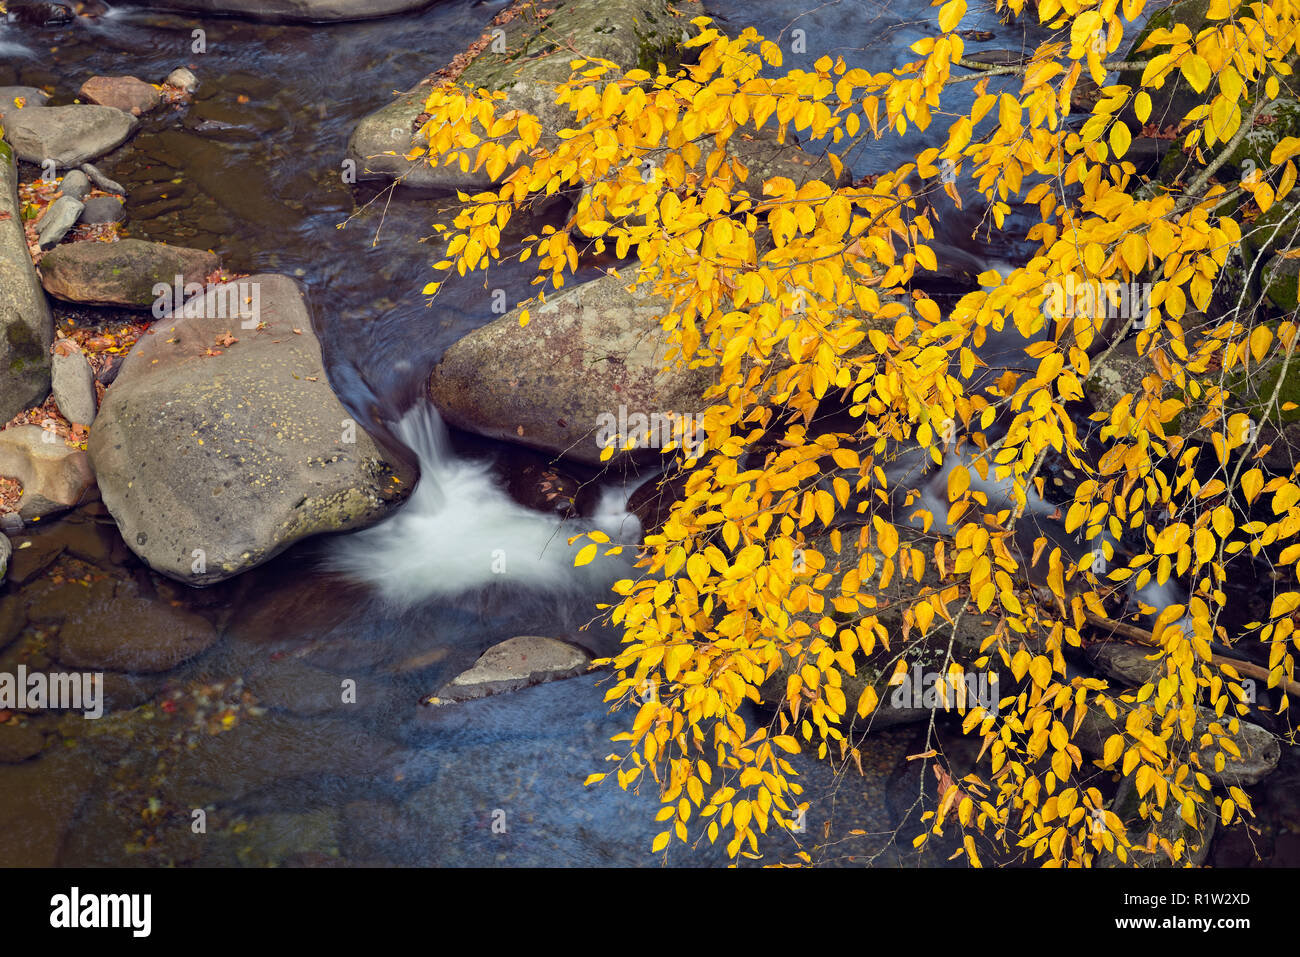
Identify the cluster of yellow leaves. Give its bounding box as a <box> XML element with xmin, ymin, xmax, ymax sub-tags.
<box><xmin>416</xmin><ymin>1</ymin><xmax>1300</xmax><ymax>866</ymax></box>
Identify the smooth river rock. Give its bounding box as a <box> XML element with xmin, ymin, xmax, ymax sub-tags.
<box><xmin>38</xmin><ymin>238</ymin><xmax>219</xmax><ymax>307</ymax></box>
<box><xmin>0</xmin><ymin>140</ymin><xmax>53</xmax><ymax>423</ymax></box>
<box><xmin>88</xmin><ymin>273</ymin><xmax>414</xmax><ymax>584</ymax></box>
<box><xmin>347</xmin><ymin>0</ymin><xmax>684</xmax><ymax>190</ymax></box>
<box><xmin>427</xmin><ymin>636</ymin><xmax>592</xmax><ymax>704</ymax></box>
<box><xmin>78</xmin><ymin>195</ymin><xmax>125</xmax><ymax>225</ymax></box>
<box><xmin>1</xmin><ymin>104</ymin><xmax>138</xmax><ymax>168</ymax></box>
<box><xmin>78</xmin><ymin>75</ymin><xmax>161</xmax><ymax>116</ymax></box>
<box><xmin>50</xmin><ymin>347</ymin><xmax>97</xmax><ymax>425</ymax></box>
<box><xmin>429</xmin><ymin>266</ymin><xmax>714</xmax><ymax>465</ymax></box>
<box><xmin>35</xmin><ymin>195</ymin><xmax>83</xmax><ymax>249</ymax></box>
<box><xmin>0</xmin><ymin>426</ymin><xmax>96</xmax><ymax>520</ymax></box>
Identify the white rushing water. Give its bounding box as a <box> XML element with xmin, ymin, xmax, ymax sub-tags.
<box><xmin>331</xmin><ymin>403</ymin><xmax>642</xmax><ymax>606</ymax></box>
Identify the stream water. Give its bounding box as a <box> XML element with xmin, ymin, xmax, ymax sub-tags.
<box><xmin>0</xmin><ymin>0</ymin><xmax>1294</xmax><ymax>867</ymax></box>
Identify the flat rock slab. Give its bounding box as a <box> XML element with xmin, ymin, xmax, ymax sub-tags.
<box><xmin>0</xmin><ymin>426</ymin><xmax>96</xmax><ymax>520</ymax></box>
<box><xmin>56</xmin><ymin>595</ymin><xmax>218</xmax><ymax>672</ymax></box>
<box><xmin>2</xmin><ymin>104</ymin><xmax>137</xmax><ymax>167</ymax></box>
<box><xmin>428</xmin><ymin>635</ymin><xmax>591</xmax><ymax>704</ymax></box>
<box><xmin>0</xmin><ymin>142</ymin><xmax>53</xmax><ymax>423</ymax></box>
<box><xmin>39</xmin><ymin>238</ymin><xmax>219</xmax><ymax>307</ymax></box>
<box><xmin>88</xmin><ymin>273</ymin><xmax>414</xmax><ymax>584</ymax></box>
<box><xmin>430</xmin><ymin>266</ymin><xmax>713</xmax><ymax>465</ymax></box>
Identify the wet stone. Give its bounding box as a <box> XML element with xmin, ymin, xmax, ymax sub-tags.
<box><xmin>4</xmin><ymin>537</ymin><xmax>65</xmax><ymax>585</ymax></box>
<box><xmin>56</xmin><ymin>596</ymin><xmax>219</xmax><ymax>673</ymax></box>
<box><xmin>0</xmin><ymin>750</ymin><xmax>94</xmax><ymax>866</ymax></box>
<box><xmin>78</xmin><ymin>194</ymin><xmax>125</xmax><ymax>225</ymax></box>
<box><xmin>0</xmin><ymin>722</ymin><xmax>46</xmax><ymax>763</ymax></box>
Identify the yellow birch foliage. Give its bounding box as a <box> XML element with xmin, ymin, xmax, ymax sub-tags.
<box><xmin>416</xmin><ymin>0</ymin><xmax>1300</xmax><ymax>865</ymax></box>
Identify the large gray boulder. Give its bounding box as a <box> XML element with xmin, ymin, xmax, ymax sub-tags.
<box><xmin>0</xmin><ymin>141</ymin><xmax>53</xmax><ymax>423</ymax></box>
<box><xmin>88</xmin><ymin>274</ymin><xmax>415</xmax><ymax>584</ymax></box>
<box><xmin>1</xmin><ymin>104</ymin><xmax>137</xmax><ymax>168</ymax></box>
<box><xmin>347</xmin><ymin>0</ymin><xmax>684</xmax><ymax>190</ymax></box>
<box><xmin>429</xmin><ymin>267</ymin><xmax>713</xmax><ymax>465</ymax></box>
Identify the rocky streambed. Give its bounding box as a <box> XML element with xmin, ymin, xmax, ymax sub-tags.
<box><xmin>0</xmin><ymin>0</ymin><xmax>1295</xmax><ymax>868</ymax></box>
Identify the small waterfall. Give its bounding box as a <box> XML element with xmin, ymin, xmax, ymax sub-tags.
<box><xmin>330</xmin><ymin>403</ymin><xmax>641</xmax><ymax>607</ymax></box>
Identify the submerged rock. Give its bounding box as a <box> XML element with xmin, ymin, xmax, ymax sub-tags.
<box><xmin>6</xmin><ymin>2</ymin><xmax>74</xmax><ymax>26</ymax></box>
<box><xmin>0</xmin><ymin>723</ymin><xmax>46</xmax><ymax>763</ymax></box>
<box><xmin>0</xmin><ymin>141</ymin><xmax>53</xmax><ymax>423</ymax></box>
<box><xmin>56</xmin><ymin>596</ymin><xmax>219</xmax><ymax>672</ymax></box>
<box><xmin>39</xmin><ymin>239</ymin><xmax>219</xmax><ymax>307</ymax></box>
<box><xmin>429</xmin><ymin>266</ymin><xmax>713</xmax><ymax>466</ymax></box>
<box><xmin>0</xmin><ymin>750</ymin><xmax>93</xmax><ymax>866</ymax></box>
<box><xmin>426</xmin><ymin>636</ymin><xmax>592</xmax><ymax>704</ymax></box>
<box><xmin>1</xmin><ymin>104</ymin><xmax>137</xmax><ymax>167</ymax></box>
<box><xmin>88</xmin><ymin>273</ymin><xmax>414</xmax><ymax>584</ymax></box>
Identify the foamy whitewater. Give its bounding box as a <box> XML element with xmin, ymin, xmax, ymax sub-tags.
<box><xmin>330</xmin><ymin>403</ymin><xmax>642</xmax><ymax>606</ymax></box>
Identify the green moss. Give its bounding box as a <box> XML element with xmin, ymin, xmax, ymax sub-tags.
<box><xmin>6</xmin><ymin>317</ymin><xmax>43</xmax><ymax>374</ymax></box>
<box><xmin>0</xmin><ymin>140</ymin><xmax>12</xmax><ymax>167</ymax></box>
<box><xmin>1265</xmin><ymin>259</ymin><xmax>1299</xmax><ymax>313</ymax></box>
<box><xmin>635</xmin><ymin>26</ymin><xmax>683</xmax><ymax>74</ymax></box>
<box><xmin>1222</xmin><ymin>339</ymin><xmax>1300</xmax><ymax>425</ymax></box>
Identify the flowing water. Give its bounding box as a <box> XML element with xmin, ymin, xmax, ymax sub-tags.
<box><xmin>0</xmin><ymin>0</ymin><xmax>1294</xmax><ymax>867</ymax></box>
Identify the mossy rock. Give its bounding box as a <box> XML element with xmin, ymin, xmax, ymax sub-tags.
<box><xmin>346</xmin><ymin>0</ymin><xmax>687</xmax><ymax>191</ymax></box>
<box><xmin>1119</xmin><ymin>0</ymin><xmax>1212</xmax><ymax>130</ymax></box>
<box><xmin>1221</xmin><ymin>98</ymin><xmax>1300</xmax><ymax>182</ymax></box>
<box><xmin>1263</xmin><ymin>252</ymin><xmax>1300</xmax><ymax>315</ymax></box>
